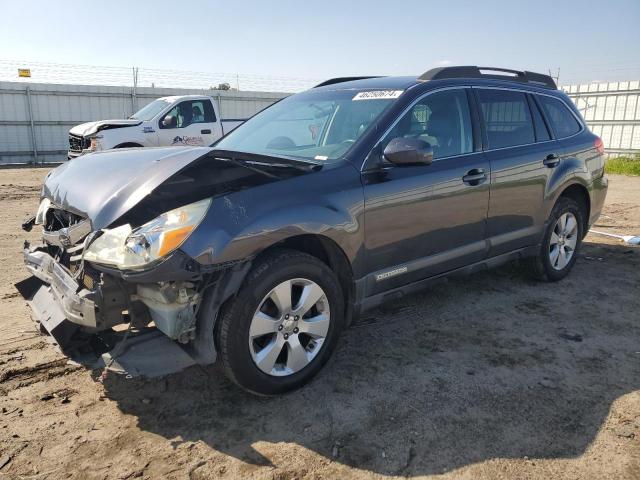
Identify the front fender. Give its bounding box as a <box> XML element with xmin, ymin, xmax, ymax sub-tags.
<box><xmin>190</xmin><ymin>202</ymin><xmax>361</xmax><ymax>265</ymax></box>
<box><xmin>181</xmin><ymin>163</ymin><xmax>365</xmax><ymax>272</ymax></box>
<box><xmin>101</xmin><ymin>127</ymin><xmax>149</xmax><ymax>149</ymax></box>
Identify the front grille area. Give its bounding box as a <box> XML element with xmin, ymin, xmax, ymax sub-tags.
<box><xmin>68</xmin><ymin>134</ymin><xmax>89</xmax><ymax>152</ymax></box>
<box><xmin>44</xmin><ymin>207</ymin><xmax>84</xmax><ymax>233</ymax></box>
<box><xmin>42</xmin><ymin>206</ymin><xmax>90</xmax><ymax>272</ymax></box>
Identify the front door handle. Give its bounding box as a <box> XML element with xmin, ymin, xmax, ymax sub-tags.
<box><xmin>543</xmin><ymin>153</ymin><xmax>560</xmax><ymax>168</ymax></box>
<box><xmin>462</xmin><ymin>168</ymin><xmax>487</xmax><ymax>185</ymax></box>
<box><xmin>201</xmin><ymin>129</ymin><xmax>212</xmax><ymax>134</ymax></box>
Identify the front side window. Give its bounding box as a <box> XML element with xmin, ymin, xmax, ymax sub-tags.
<box><xmin>537</xmin><ymin>95</ymin><xmax>582</xmax><ymax>139</ymax></box>
<box><xmin>160</xmin><ymin>100</ymin><xmax>215</xmax><ymax>129</ymax></box>
<box><xmin>380</xmin><ymin>89</ymin><xmax>473</xmax><ymax>160</ymax></box>
<box><xmin>214</xmin><ymin>89</ymin><xmax>400</xmax><ymax>162</ymax></box>
<box><xmin>477</xmin><ymin>89</ymin><xmax>535</xmax><ymax>149</ymax></box>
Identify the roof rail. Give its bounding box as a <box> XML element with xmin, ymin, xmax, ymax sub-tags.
<box><xmin>314</xmin><ymin>76</ymin><xmax>382</xmax><ymax>88</ymax></box>
<box><xmin>418</xmin><ymin>66</ymin><xmax>557</xmax><ymax>89</ymax></box>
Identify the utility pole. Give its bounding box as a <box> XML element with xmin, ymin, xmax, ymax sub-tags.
<box><xmin>549</xmin><ymin>68</ymin><xmax>560</xmax><ymax>86</ymax></box>
<box><xmin>131</xmin><ymin>67</ymin><xmax>139</xmax><ymax>114</ymax></box>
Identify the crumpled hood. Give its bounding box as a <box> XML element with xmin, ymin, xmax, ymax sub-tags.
<box><xmin>69</xmin><ymin>119</ymin><xmax>142</xmax><ymax>137</ymax></box>
<box><xmin>43</xmin><ymin>146</ymin><xmax>210</xmax><ymax>229</ymax></box>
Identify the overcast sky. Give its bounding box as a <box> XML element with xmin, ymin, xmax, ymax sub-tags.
<box><xmin>1</xmin><ymin>0</ymin><xmax>639</xmax><ymax>86</ymax></box>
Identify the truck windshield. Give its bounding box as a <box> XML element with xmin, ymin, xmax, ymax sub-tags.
<box><xmin>130</xmin><ymin>99</ymin><xmax>170</xmax><ymax>121</ymax></box>
<box><xmin>214</xmin><ymin>89</ymin><xmax>401</xmax><ymax>162</ymax></box>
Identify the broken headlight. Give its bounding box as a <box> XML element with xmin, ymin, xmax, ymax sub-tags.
<box><xmin>83</xmin><ymin>198</ymin><xmax>211</xmax><ymax>269</ymax></box>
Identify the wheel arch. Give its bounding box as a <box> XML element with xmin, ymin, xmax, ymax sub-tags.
<box><xmin>196</xmin><ymin>233</ymin><xmax>356</xmax><ymax>365</ymax></box>
<box><xmin>257</xmin><ymin>234</ymin><xmax>355</xmax><ymax>323</ymax></box>
<box><xmin>114</xmin><ymin>142</ymin><xmax>144</xmax><ymax>148</ymax></box>
<box><xmin>557</xmin><ymin>182</ymin><xmax>591</xmax><ymax>236</ymax></box>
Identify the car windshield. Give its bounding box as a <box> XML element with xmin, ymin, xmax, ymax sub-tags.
<box><xmin>214</xmin><ymin>89</ymin><xmax>402</xmax><ymax>162</ymax></box>
<box><xmin>130</xmin><ymin>99</ymin><xmax>170</xmax><ymax>121</ymax></box>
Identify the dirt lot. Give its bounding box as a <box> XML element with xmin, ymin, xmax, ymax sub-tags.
<box><xmin>1</xmin><ymin>168</ymin><xmax>639</xmax><ymax>480</ymax></box>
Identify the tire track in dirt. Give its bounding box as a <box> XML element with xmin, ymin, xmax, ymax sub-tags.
<box><xmin>0</xmin><ymin>184</ymin><xmax>41</xmax><ymax>201</ymax></box>
<box><xmin>0</xmin><ymin>358</ymin><xmax>81</xmax><ymax>392</ymax></box>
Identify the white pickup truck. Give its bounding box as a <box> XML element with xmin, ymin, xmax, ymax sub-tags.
<box><xmin>67</xmin><ymin>95</ymin><xmax>245</xmax><ymax>159</ymax></box>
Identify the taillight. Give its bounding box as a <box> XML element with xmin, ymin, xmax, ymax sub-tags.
<box><xmin>594</xmin><ymin>137</ymin><xmax>605</xmax><ymax>155</ymax></box>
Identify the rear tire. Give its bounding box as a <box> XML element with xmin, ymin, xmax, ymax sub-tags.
<box><xmin>529</xmin><ymin>197</ymin><xmax>584</xmax><ymax>282</ymax></box>
<box><xmin>216</xmin><ymin>249</ymin><xmax>345</xmax><ymax>395</ymax></box>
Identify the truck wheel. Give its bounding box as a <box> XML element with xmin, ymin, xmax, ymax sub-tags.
<box><xmin>529</xmin><ymin>196</ymin><xmax>584</xmax><ymax>282</ymax></box>
<box><xmin>114</xmin><ymin>143</ymin><xmax>143</xmax><ymax>148</ymax></box>
<box><xmin>216</xmin><ymin>249</ymin><xmax>344</xmax><ymax>395</ymax></box>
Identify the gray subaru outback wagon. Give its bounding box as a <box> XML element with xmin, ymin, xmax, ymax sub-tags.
<box><xmin>21</xmin><ymin>66</ymin><xmax>607</xmax><ymax>394</ymax></box>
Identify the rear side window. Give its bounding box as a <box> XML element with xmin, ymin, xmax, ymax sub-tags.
<box><xmin>528</xmin><ymin>96</ymin><xmax>551</xmax><ymax>142</ymax></box>
<box><xmin>477</xmin><ymin>89</ymin><xmax>535</xmax><ymax>149</ymax></box>
<box><xmin>537</xmin><ymin>95</ymin><xmax>582</xmax><ymax>139</ymax></box>
<box><xmin>201</xmin><ymin>100</ymin><xmax>216</xmax><ymax>122</ymax></box>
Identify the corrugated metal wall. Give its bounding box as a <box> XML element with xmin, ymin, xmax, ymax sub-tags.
<box><xmin>563</xmin><ymin>80</ymin><xmax>640</xmax><ymax>157</ymax></box>
<box><xmin>0</xmin><ymin>81</ymin><xmax>288</xmax><ymax>165</ymax></box>
<box><xmin>4</xmin><ymin>79</ymin><xmax>638</xmax><ymax>165</ymax></box>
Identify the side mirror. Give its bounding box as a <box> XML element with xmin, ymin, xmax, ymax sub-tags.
<box><xmin>162</xmin><ymin>115</ymin><xmax>177</xmax><ymax>128</ymax></box>
<box><xmin>383</xmin><ymin>137</ymin><xmax>433</xmax><ymax>166</ymax></box>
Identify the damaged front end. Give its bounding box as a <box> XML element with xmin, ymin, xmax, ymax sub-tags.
<box><xmin>17</xmin><ymin>146</ymin><xmax>311</xmax><ymax>378</ymax></box>
<box><xmin>19</xmin><ymin>196</ymin><xmax>233</xmax><ymax>378</ymax></box>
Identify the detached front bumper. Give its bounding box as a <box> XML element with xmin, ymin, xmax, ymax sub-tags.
<box><xmin>24</xmin><ymin>246</ymin><xmax>98</xmax><ymax>328</ymax></box>
<box><xmin>20</xmin><ymin>244</ymin><xmax>201</xmax><ymax>377</ymax></box>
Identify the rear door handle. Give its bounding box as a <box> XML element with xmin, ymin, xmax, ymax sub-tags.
<box><xmin>462</xmin><ymin>168</ymin><xmax>487</xmax><ymax>185</ymax></box>
<box><xmin>543</xmin><ymin>153</ymin><xmax>560</xmax><ymax>168</ymax></box>
<box><xmin>201</xmin><ymin>129</ymin><xmax>212</xmax><ymax>134</ymax></box>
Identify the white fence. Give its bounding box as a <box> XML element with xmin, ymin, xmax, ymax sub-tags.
<box><xmin>2</xmin><ymin>79</ymin><xmax>639</xmax><ymax>166</ymax></box>
<box><xmin>0</xmin><ymin>81</ymin><xmax>288</xmax><ymax>165</ymax></box>
<box><xmin>563</xmin><ymin>80</ymin><xmax>640</xmax><ymax>157</ymax></box>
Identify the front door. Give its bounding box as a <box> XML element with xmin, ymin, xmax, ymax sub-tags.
<box><xmin>362</xmin><ymin>88</ymin><xmax>490</xmax><ymax>295</ymax></box>
<box><xmin>157</xmin><ymin>99</ymin><xmax>218</xmax><ymax>147</ymax></box>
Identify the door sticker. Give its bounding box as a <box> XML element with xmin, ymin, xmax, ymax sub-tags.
<box><xmin>172</xmin><ymin>135</ymin><xmax>203</xmax><ymax>146</ymax></box>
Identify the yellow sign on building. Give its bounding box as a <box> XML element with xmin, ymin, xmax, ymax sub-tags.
<box><xmin>18</xmin><ymin>69</ymin><xmax>31</xmax><ymax>78</ymax></box>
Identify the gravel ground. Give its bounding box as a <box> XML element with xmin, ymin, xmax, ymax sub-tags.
<box><xmin>1</xmin><ymin>168</ymin><xmax>639</xmax><ymax>480</ymax></box>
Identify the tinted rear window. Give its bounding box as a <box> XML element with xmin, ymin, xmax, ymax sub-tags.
<box><xmin>529</xmin><ymin>96</ymin><xmax>552</xmax><ymax>142</ymax></box>
<box><xmin>537</xmin><ymin>95</ymin><xmax>582</xmax><ymax>139</ymax></box>
<box><xmin>477</xmin><ymin>89</ymin><xmax>535</xmax><ymax>149</ymax></box>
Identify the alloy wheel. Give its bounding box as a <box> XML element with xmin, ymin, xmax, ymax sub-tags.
<box><xmin>248</xmin><ymin>278</ymin><xmax>331</xmax><ymax>376</ymax></box>
<box><xmin>549</xmin><ymin>212</ymin><xmax>578</xmax><ymax>270</ymax></box>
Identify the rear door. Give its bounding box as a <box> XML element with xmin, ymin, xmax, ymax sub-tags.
<box><xmin>157</xmin><ymin>99</ymin><xmax>219</xmax><ymax>147</ymax></box>
<box><xmin>475</xmin><ymin>88</ymin><xmax>560</xmax><ymax>257</ymax></box>
<box><xmin>362</xmin><ymin>88</ymin><xmax>490</xmax><ymax>295</ymax></box>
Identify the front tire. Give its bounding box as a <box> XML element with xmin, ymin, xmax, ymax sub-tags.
<box><xmin>216</xmin><ymin>249</ymin><xmax>345</xmax><ymax>395</ymax></box>
<box><xmin>530</xmin><ymin>197</ymin><xmax>584</xmax><ymax>282</ymax></box>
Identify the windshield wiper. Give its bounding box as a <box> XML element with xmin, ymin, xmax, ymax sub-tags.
<box><xmin>209</xmin><ymin>149</ymin><xmax>323</xmax><ymax>173</ymax></box>
<box><xmin>216</xmin><ymin>156</ymin><xmax>281</xmax><ymax>179</ymax></box>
